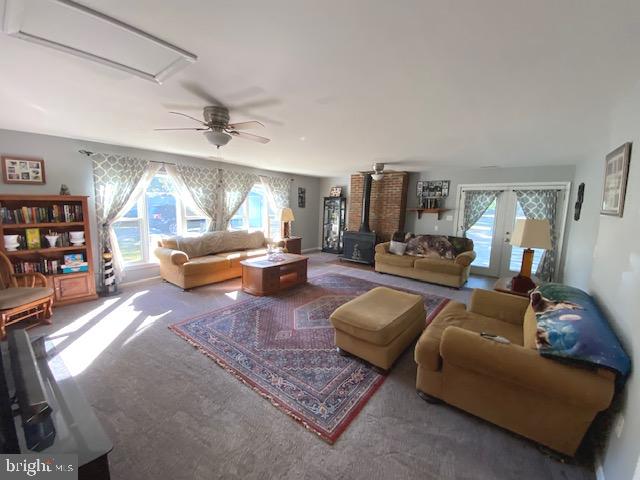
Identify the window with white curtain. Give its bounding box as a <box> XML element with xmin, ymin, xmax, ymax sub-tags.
<box><xmin>112</xmin><ymin>172</ymin><xmax>209</xmax><ymax>265</ymax></box>
<box><xmin>228</xmin><ymin>183</ymin><xmax>280</xmax><ymax>240</ymax></box>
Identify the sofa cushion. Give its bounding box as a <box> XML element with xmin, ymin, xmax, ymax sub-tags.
<box><xmin>330</xmin><ymin>287</ymin><xmax>425</xmax><ymax>346</ymax></box>
<box><xmin>0</xmin><ymin>287</ymin><xmax>53</xmax><ymax>310</ymax></box>
<box><xmin>415</xmin><ymin>301</ymin><xmax>524</xmax><ymax>371</ymax></box>
<box><xmin>182</xmin><ymin>256</ymin><xmax>231</xmax><ymax>276</ymax></box>
<box><xmin>523</xmin><ymin>305</ymin><xmax>537</xmax><ymax>349</ymax></box>
<box><xmin>375</xmin><ymin>252</ymin><xmax>415</xmax><ymax>268</ymax></box>
<box><xmin>414</xmin><ymin>258</ymin><xmax>463</xmax><ymax>275</ymax></box>
<box><xmin>215</xmin><ymin>248</ymin><xmax>267</xmax><ymax>268</ymax></box>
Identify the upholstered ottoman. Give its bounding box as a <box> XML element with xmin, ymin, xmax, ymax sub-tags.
<box><xmin>330</xmin><ymin>287</ymin><xmax>426</xmax><ymax>370</ymax></box>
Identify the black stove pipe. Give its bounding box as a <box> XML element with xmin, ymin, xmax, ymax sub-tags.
<box><xmin>359</xmin><ymin>173</ymin><xmax>372</xmax><ymax>233</ymax></box>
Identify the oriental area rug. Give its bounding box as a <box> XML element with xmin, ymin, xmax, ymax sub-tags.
<box><xmin>169</xmin><ymin>273</ymin><xmax>449</xmax><ymax>443</ymax></box>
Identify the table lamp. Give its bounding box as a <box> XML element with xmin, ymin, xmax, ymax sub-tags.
<box><xmin>281</xmin><ymin>208</ymin><xmax>295</xmax><ymax>238</ymax></box>
<box><xmin>510</xmin><ymin>219</ymin><xmax>551</xmax><ymax>293</ymax></box>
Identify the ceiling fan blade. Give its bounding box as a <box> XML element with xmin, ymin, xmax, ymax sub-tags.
<box><xmin>154</xmin><ymin>127</ymin><xmax>209</xmax><ymax>131</ymax></box>
<box><xmin>228</xmin><ymin>131</ymin><xmax>271</xmax><ymax>144</ymax></box>
<box><xmin>230</xmin><ymin>98</ymin><xmax>281</xmax><ymax>111</ymax></box>
<box><xmin>227</xmin><ymin>120</ymin><xmax>264</xmax><ymax>130</ymax></box>
<box><xmin>169</xmin><ymin>111</ymin><xmax>208</xmax><ymax>126</ymax></box>
<box><xmin>181</xmin><ymin>81</ymin><xmax>225</xmax><ymax>107</ymax></box>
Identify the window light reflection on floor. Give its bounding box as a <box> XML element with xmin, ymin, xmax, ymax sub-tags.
<box><xmin>225</xmin><ymin>290</ymin><xmax>239</xmax><ymax>300</ymax></box>
<box><xmin>50</xmin><ymin>297</ymin><xmax>121</xmax><ymax>338</ymax></box>
<box><xmin>55</xmin><ymin>291</ymin><xmax>149</xmax><ymax>376</ymax></box>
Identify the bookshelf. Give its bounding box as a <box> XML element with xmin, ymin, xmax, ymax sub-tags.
<box><xmin>0</xmin><ymin>194</ymin><xmax>98</xmax><ymax>306</ymax></box>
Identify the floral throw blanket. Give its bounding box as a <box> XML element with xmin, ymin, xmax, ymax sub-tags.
<box><xmin>404</xmin><ymin>234</ymin><xmax>473</xmax><ymax>259</ymax></box>
<box><xmin>532</xmin><ymin>283</ymin><xmax>631</xmax><ymax>377</ymax></box>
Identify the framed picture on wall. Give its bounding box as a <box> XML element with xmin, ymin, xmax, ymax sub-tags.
<box><xmin>2</xmin><ymin>156</ymin><xmax>46</xmax><ymax>184</ymax></box>
<box><xmin>298</xmin><ymin>187</ymin><xmax>306</xmax><ymax>208</ymax></box>
<box><xmin>601</xmin><ymin>142</ymin><xmax>632</xmax><ymax>217</ymax></box>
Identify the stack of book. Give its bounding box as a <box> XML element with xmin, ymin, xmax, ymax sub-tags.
<box><xmin>0</xmin><ymin>204</ymin><xmax>83</xmax><ymax>224</ymax></box>
<box><xmin>62</xmin><ymin>253</ymin><xmax>88</xmax><ymax>274</ymax></box>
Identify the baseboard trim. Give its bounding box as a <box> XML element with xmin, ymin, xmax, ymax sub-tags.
<box><xmin>120</xmin><ymin>275</ymin><xmax>162</xmax><ymax>287</ymax></box>
<box><xmin>302</xmin><ymin>247</ymin><xmax>321</xmax><ymax>253</ymax></box>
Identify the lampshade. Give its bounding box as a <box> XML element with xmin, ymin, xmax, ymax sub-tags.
<box><xmin>511</xmin><ymin>219</ymin><xmax>552</xmax><ymax>249</ymax></box>
<box><xmin>280</xmin><ymin>207</ymin><xmax>295</xmax><ymax>222</ymax></box>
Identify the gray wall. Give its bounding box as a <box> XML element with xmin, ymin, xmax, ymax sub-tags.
<box><xmin>0</xmin><ymin>129</ymin><xmax>321</xmax><ymax>282</ymax></box>
<box><xmin>563</xmin><ymin>80</ymin><xmax>640</xmax><ymax>480</ymax></box>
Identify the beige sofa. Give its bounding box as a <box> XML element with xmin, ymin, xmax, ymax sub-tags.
<box><xmin>154</xmin><ymin>230</ymin><xmax>271</xmax><ymax>290</ymax></box>
<box><xmin>415</xmin><ymin>289</ymin><xmax>615</xmax><ymax>456</ymax></box>
<box><xmin>375</xmin><ymin>235</ymin><xmax>476</xmax><ymax>288</ymax></box>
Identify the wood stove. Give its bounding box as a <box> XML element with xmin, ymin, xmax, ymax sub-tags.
<box><xmin>340</xmin><ymin>173</ymin><xmax>377</xmax><ymax>265</ymax></box>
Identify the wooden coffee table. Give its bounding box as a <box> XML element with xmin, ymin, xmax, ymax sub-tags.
<box><xmin>241</xmin><ymin>253</ymin><xmax>308</xmax><ymax>296</ymax></box>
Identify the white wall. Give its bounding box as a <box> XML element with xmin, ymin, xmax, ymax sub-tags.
<box><xmin>0</xmin><ymin>129</ymin><xmax>321</xmax><ymax>282</ymax></box>
<box><xmin>579</xmin><ymin>81</ymin><xmax>640</xmax><ymax>480</ymax></box>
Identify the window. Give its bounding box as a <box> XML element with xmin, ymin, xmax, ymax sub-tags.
<box><xmin>113</xmin><ymin>172</ymin><xmax>209</xmax><ymax>266</ymax></box>
<box><xmin>466</xmin><ymin>198</ymin><xmax>496</xmax><ymax>268</ymax></box>
<box><xmin>229</xmin><ymin>183</ymin><xmax>280</xmax><ymax>240</ymax></box>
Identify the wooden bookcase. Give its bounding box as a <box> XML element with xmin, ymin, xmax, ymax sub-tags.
<box><xmin>0</xmin><ymin>195</ymin><xmax>98</xmax><ymax>306</ymax></box>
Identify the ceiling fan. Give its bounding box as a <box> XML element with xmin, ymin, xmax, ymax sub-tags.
<box><xmin>155</xmin><ymin>106</ymin><xmax>270</xmax><ymax>148</ymax></box>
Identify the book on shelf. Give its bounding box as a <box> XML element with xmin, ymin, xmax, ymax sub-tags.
<box><xmin>0</xmin><ymin>204</ymin><xmax>83</xmax><ymax>224</ymax></box>
<box><xmin>12</xmin><ymin>258</ymin><xmax>61</xmax><ymax>275</ymax></box>
<box><xmin>25</xmin><ymin>228</ymin><xmax>41</xmax><ymax>249</ymax></box>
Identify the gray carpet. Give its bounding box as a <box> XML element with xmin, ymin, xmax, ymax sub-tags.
<box><xmin>28</xmin><ymin>253</ymin><xmax>594</xmax><ymax>480</ymax></box>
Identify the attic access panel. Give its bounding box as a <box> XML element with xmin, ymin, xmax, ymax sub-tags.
<box><xmin>0</xmin><ymin>0</ymin><xmax>196</xmax><ymax>83</ymax></box>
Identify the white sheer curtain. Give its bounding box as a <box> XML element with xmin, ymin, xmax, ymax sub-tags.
<box><xmin>91</xmin><ymin>153</ymin><xmax>160</xmax><ymax>283</ymax></box>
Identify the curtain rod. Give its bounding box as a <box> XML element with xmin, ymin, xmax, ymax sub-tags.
<box><xmin>79</xmin><ymin>150</ymin><xmax>294</xmax><ymax>180</ymax></box>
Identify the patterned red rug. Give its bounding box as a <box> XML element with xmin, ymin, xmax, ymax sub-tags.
<box><xmin>169</xmin><ymin>273</ymin><xmax>449</xmax><ymax>443</ymax></box>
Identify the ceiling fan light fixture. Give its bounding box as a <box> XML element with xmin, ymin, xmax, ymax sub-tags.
<box><xmin>203</xmin><ymin>130</ymin><xmax>232</xmax><ymax>148</ymax></box>
<box><xmin>371</xmin><ymin>162</ymin><xmax>385</xmax><ymax>181</ymax></box>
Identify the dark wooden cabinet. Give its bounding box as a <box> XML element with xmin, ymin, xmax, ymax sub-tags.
<box><xmin>322</xmin><ymin>197</ymin><xmax>346</xmax><ymax>254</ymax></box>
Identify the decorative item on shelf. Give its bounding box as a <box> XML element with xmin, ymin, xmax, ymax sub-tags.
<box><xmin>59</xmin><ymin>184</ymin><xmax>71</xmax><ymax>195</ymax></box>
<box><xmin>62</xmin><ymin>253</ymin><xmax>88</xmax><ymax>274</ymax></box>
<box><xmin>1</xmin><ymin>156</ymin><xmax>46</xmax><ymax>184</ymax></box>
<box><xmin>3</xmin><ymin>234</ymin><xmax>19</xmax><ymax>251</ymax></box>
<box><xmin>509</xmin><ymin>219</ymin><xmax>552</xmax><ymax>293</ymax></box>
<box><xmin>417</xmin><ymin>180</ymin><xmax>450</xmax><ymax>199</ymax></box>
<box><xmin>329</xmin><ymin>186</ymin><xmax>343</xmax><ymax>197</ymax></box>
<box><xmin>45</xmin><ymin>232</ymin><xmax>59</xmax><ymax>248</ymax></box>
<box><xmin>601</xmin><ymin>142</ymin><xmax>632</xmax><ymax>217</ymax></box>
<box><xmin>69</xmin><ymin>231</ymin><xmax>85</xmax><ymax>246</ymax></box>
<box><xmin>102</xmin><ymin>247</ymin><xmax>117</xmax><ymax>295</ymax></box>
<box><xmin>574</xmin><ymin>183</ymin><xmax>585</xmax><ymax>221</ymax></box>
<box><xmin>25</xmin><ymin>228</ymin><xmax>41</xmax><ymax>249</ymax></box>
<box><xmin>280</xmin><ymin>207</ymin><xmax>295</xmax><ymax>238</ymax></box>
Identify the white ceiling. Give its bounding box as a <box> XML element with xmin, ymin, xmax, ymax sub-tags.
<box><xmin>1</xmin><ymin>0</ymin><xmax>640</xmax><ymax>177</ymax></box>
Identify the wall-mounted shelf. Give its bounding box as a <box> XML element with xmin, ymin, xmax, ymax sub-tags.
<box><xmin>408</xmin><ymin>208</ymin><xmax>450</xmax><ymax>220</ymax></box>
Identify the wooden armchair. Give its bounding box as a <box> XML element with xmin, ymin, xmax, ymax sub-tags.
<box><xmin>0</xmin><ymin>252</ymin><xmax>54</xmax><ymax>340</ymax></box>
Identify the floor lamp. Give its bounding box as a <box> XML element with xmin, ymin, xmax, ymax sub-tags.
<box><xmin>510</xmin><ymin>219</ymin><xmax>552</xmax><ymax>293</ymax></box>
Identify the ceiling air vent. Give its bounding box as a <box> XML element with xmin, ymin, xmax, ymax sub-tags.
<box><xmin>0</xmin><ymin>0</ymin><xmax>197</xmax><ymax>83</ymax></box>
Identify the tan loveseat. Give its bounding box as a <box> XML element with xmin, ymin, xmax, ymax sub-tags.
<box><xmin>375</xmin><ymin>235</ymin><xmax>476</xmax><ymax>288</ymax></box>
<box><xmin>154</xmin><ymin>230</ymin><xmax>271</xmax><ymax>290</ymax></box>
<box><xmin>415</xmin><ymin>289</ymin><xmax>615</xmax><ymax>456</ymax></box>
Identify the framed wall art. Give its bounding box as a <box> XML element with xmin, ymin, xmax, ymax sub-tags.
<box><xmin>601</xmin><ymin>142</ymin><xmax>631</xmax><ymax>217</ymax></box>
<box><xmin>298</xmin><ymin>187</ymin><xmax>306</xmax><ymax>208</ymax></box>
<box><xmin>2</xmin><ymin>156</ymin><xmax>46</xmax><ymax>185</ymax></box>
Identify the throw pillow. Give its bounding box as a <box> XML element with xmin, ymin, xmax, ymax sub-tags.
<box><xmin>389</xmin><ymin>240</ymin><xmax>407</xmax><ymax>256</ymax></box>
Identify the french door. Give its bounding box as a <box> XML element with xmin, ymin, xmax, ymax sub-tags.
<box><xmin>456</xmin><ymin>183</ymin><xmax>569</xmax><ymax>278</ymax></box>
